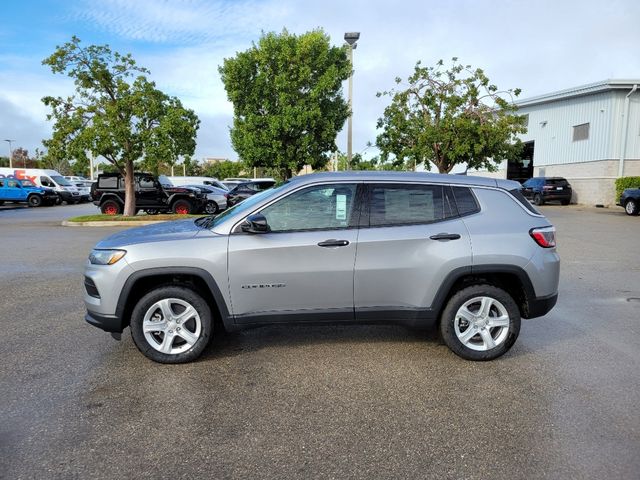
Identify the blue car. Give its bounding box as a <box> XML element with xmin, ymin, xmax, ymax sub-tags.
<box><xmin>619</xmin><ymin>187</ymin><xmax>640</xmax><ymax>216</ymax></box>
<box><xmin>0</xmin><ymin>177</ymin><xmax>59</xmax><ymax>207</ymax></box>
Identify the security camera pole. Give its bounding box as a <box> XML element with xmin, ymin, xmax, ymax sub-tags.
<box><xmin>344</xmin><ymin>32</ymin><xmax>360</xmax><ymax>170</ymax></box>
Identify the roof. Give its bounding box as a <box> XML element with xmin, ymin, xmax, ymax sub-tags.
<box><xmin>516</xmin><ymin>79</ymin><xmax>640</xmax><ymax>108</ymax></box>
<box><xmin>290</xmin><ymin>171</ymin><xmax>521</xmax><ymax>190</ymax></box>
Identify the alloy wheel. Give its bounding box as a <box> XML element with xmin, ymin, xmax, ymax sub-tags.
<box><xmin>454</xmin><ymin>296</ymin><xmax>510</xmax><ymax>351</ymax></box>
<box><xmin>142</xmin><ymin>298</ymin><xmax>202</xmax><ymax>355</ymax></box>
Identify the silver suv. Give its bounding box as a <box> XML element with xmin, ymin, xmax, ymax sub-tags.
<box><xmin>84</xmin><ymin>172</ymin><xmax>559</xmax><ymax>363</ymax></box>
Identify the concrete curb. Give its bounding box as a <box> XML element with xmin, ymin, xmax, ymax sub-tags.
<box><xmin>61</xmin><ymin>220</ymin><xmax>167</xmax><ymax>227</ymax></box>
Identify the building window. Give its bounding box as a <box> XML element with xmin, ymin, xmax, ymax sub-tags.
<box><xmin>521</xmin><ymin>114</ymin><xmax>529</xmax><ymax>127</ymax></box>
<box><xmin>573</xmin><ymin>123</ymin><xmax>589</xmax><ymax>141</ymax></box>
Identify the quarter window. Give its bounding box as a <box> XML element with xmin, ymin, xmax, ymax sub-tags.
<box><xmin>260</xmin><ymin>184</ymin><xmax>357</xmax><ymax>232</ymax></box>
<box><xmin>369</xmin><ymin>184</ymin><xmax>445</xmax><ymax>226</ymax></box>
<box><xmin>451</xmin><ymin>187</ymin><xmax>480</xmax><ymax>216</ymax></box>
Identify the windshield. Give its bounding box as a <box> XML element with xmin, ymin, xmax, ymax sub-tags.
<box><xmin>51</xmin><ymin>175</ymin><xmax>72</xmax><ymax>186</ymax></box>
<box><xmin>20</xmin><ymin>180</ymin><xmax>36</xmax><ymax>187</ymax></box>
<box><xmin>197</xmin><ymin>182</ymin><xmax>288</xmax><ymax>229</ymax></box>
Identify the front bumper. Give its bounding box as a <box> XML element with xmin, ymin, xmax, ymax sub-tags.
<box><xmin>59</xmin><ymin>191</ymin><xmax>81</xmax><ymax>201</ymax></box>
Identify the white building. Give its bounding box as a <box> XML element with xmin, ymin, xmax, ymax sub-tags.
<box><xmin>470</xmin><ymin>80</ymin><xmax>640</xmax><ymax>206</ymax></box>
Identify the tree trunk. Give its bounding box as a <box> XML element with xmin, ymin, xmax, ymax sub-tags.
<box><xmin>123</xmin><ymin>160</ymin><xmax>136</xmax><ymax>216</ymax></box>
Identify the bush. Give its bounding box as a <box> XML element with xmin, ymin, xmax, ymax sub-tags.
<box><xmin>615</xmin><ymin>176</ymin><xmax>640</xmax><ymax>200</ymax></box>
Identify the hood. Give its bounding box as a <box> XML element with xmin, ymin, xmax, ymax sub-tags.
<box><xmin>96</xmin><ymin>219</ymin><xmax>211</xmax><ymax>248</ymax></box>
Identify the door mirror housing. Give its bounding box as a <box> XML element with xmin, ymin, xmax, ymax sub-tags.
<box><xmin>241</xmin><ymin>213</ymin><xmax>270</xmax><ymax>234</ymax></box>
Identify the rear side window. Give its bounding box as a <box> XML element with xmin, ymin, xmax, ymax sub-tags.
<box><xmin>369</xmin><ymin>184</ymin><xmax>444</xmax><ymax>226</ymax></box>
<box><xmin>451</xmin><ymin>187</ymin><xmax>480</xmax><ymax>216</ymax></box>
<box><xmin>0</xmin><ymin>179</ymin><xmax>4</xmax><ymax>187</ymax></box>
<box><xmin>509</xmin><ymin>188</ymin><xmax>541</xmax><ymax>214</ymax></box>
<box><xmin>7</xmin><ymin>180</ymin><xmax>18</xmax><ymax>188</ymax></box>
<box><xmin>98</xmin><ymin>177</ymin><xmax>118</xmax><ymax>188</ymax></box>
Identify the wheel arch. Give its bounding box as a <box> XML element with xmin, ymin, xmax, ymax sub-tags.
<box><xmin>431</xmin><ymin>265</ymin><xmax>537</xmax><ymax>321</ymax></box>
<box><xmin>99</xmin><ymin>193</ymin><xmax>124</xmax><ymax>205</ymax></box>
<box><xmin>116</xmin><ymin>267</ymin><xmax>232</xmax><ymax>330</ymax></box>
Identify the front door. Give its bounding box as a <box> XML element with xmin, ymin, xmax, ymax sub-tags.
<box><xmin>228</xmin><ymin>183</ymin><xmax>360</xmax><ymax>323</ymax></box>
<box><xmin>354</xmin><ymin>183</ymin><xmax>473</xmax><ymax>321</ymax></box>
<box><xmin>136</xmin><ymin>176</ymin><xmax>161</xmax><ymax>207</ymax></box>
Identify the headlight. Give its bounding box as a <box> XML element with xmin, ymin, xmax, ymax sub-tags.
<box><xmin>89</xmin><ymin>249</ymin><xmax>127</xmax><ymax>265</ymax></box>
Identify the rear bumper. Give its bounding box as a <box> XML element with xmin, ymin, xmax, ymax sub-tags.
<box><xmin>85</xmin><ymin>311</ymin><xmax>126</xmax><ymax>333</ymax></box>
<box><xmin>527</xmin><ymin>293</ymin><xmax>558</xmax><ymax>318</ymax></box>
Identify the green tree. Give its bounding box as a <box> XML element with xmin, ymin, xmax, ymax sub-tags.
<box><xmin>219</xmin><ymin>29</ymin><xmax>351</xmax><ymax>179</ymax></box>
<box><xmin>202</xmin><ymin>159</ymin><xmax>245</xmax><ymax>180</ymax></box>
<box><xmin>42</xmin><ymin>37</ymin><xmax>200</xmax><ymax>215</ymax></box>
<box><xmin>376</xmin><ymin>58</ymin><xmax>527</xmax><ymax>173</ymax></box>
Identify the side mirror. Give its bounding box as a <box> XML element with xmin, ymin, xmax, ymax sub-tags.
<box><xmin>241</xmin><ymin>213</ymin><xmax>270</xmax><ymax>234</ymax></box>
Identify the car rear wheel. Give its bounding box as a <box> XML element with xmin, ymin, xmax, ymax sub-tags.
<box><xmin>625</xmin><ymin>199</ymin><xmax>639</xmax><ymax>216</ymax></box>
<box><xmin>172</xmin><ymin>199</ymin><xmax>193</xmax><ymax>215</ymax></box>
<box><xmin>440</xmin><ymin>284</ymin><xmax>521</xmax><ymax>361</ymax></box>
<box><xmin>205</xmin><ymin>201</ymin><xmax>219</xmax><ymax>215</ymax></box>
<box><xmin>27</xmin><ymin>195</ymin><xmax>42</xmax><ymax>207</ymax></box>
<box><xmin>533</xmin><ymin>193</ymin><xmax>544</xmax><ymax>206</ymax></box>
<box><xmin>130</xmin><ymin>286</ymin><xmax>212</xmax><ymax>364</ymax></box>
<box><xmin>100</xmin><ymin>200</ymin><xmax>122</xmax><ymax>215</ymax></box>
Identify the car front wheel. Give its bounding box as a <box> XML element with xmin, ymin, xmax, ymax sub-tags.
<box><xmin>130</xmin><ymin>286</ymin><xmax>212</xmax><ymax>364</ymax></box>
<box><xmin>28</xmin><ymin>195</ymin><xmax>42</xmax><ymax>207</ymax></box>
<box><xmin>172</xmin><ymin>199</ymin><xmax>193</xmax><ymax>215</ymax></box>
<box><xmin>440</xmin><ymin>284</ymin><xmax>521</xmax><ymax>361</ymax></box>
<box><xmin>624</xmin><ymin>199</ymin><xmax>639</xmax><ymax>216</ymax></box>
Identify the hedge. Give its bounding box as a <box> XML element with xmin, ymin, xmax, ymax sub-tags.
<box><xmin>615</xmin><ymin>176</ymin><xmax>640</xmax><ymax>200</ymax></box>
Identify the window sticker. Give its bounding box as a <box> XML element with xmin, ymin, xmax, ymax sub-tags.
<box><xmin>336</xmin><ymin>194</ymin><xmax>347</xmax><ymax>220</ymax></box>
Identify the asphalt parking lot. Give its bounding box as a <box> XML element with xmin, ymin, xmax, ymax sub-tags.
<box><xmin>1</xmin><ymin>202</ymin><xmax>639</xmax><ymax>479</ymax></box>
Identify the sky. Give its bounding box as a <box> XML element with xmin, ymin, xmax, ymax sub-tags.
<box><xmin>1</xmin><ymin>0</ymin><xmax>640</xmax><ymax>165</ymax></box>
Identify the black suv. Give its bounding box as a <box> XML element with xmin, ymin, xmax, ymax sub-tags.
<box><xmin>92</xmin><ymin>173</ymin><xmax>208</xmax><ymax>215</ymax></box>
<box><xmin>227</xmin><ymin>179</ymin><xmax>276</xmax><ymax>206</ymax></box>
<box><xmin>521</xmin><ymin>177</ymin><xmax>572</xmax><ymax>205</ymax></box>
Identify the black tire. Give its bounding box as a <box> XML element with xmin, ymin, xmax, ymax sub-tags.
<box><xmin>130</xmin><ymin>286</ymin><xmax>212</xmax><ymax>364</ymax></box>
<box><xmin>561</xmin><ymin>199</ymin><xmax>570</xmax><ymax>206</ymax></box>
<box><xmin>0</xmin><ymin>200</ymin><xmax>4</xmax><ymax>206</ymax></box>
<box><xmin>533</xmin><ymin>193</ymin><xmax>544</xmax><ymax>206</ymax></box>
<box><xmin>172</xmin><ymin>198</ymin><xmax>193</xmax><ymax>215</ymax></box>
<box><xmin>100</xmin><ymin>199</ymin><xmax>122</xmax><ymax>215</ymax></box>
<box><xmin>440</xmin><ymin>284</ymin><xmax>521</xmax><ymax>361</ymax></box>
<box><xmin>27</xmin><ymin>195</ymin><xmax>42</xmax><ymax>207</ymax></box>
<box><xmin>205</xmin><ymin>201</ymin><xmax>219</xmax><ymax>215</ymax></box>
<box><xmin>145</xmin><ymin>208</ymin><xmax>159</xmax><ymax>215</ymax></box>
<box><xmin>625</xmin><ymin>199</ymin><xmax>639</xmax><ymax>216</ymax></box>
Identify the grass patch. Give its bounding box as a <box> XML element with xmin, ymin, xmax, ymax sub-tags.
<box><xmin>67</xmin><ymin>213</ymin><xmax>203</xmax><ymax>222</ymax></box>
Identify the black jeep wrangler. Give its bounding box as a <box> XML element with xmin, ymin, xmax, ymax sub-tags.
<box><xmin>92</xmin><ymin>173</ymin><xmax>207</xmax><ymax>215</ymax></box>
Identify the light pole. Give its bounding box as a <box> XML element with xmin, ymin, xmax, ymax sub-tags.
<box><xmin>344</xmin><ymin>32</ymin><xmax>360</xmax><ymax>170</ymax></box>
<box><xmin>4</xmin><ymin>139</ymin><xmax>15</xmax><ymax>168</ymax></box>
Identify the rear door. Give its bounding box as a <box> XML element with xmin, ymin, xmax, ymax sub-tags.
<box><xmin>6</xmin><ymin>179</ymin><xmax>26</xmax><ymax>201</ymax></box>
<box><xmin>227</xmin><ymin>182</ymin><xmax>361</xmax><ymax>323</ymax></box>
<box><xmin>354</xmin><ymin>183</ymin><xmax>472</xmax><ymax>321</ymax></box>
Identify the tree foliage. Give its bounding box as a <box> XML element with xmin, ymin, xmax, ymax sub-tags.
<box><xmin>376</xmin><ymin>58</ymin><xmax>527</xmax><ymax>173</ymax></box>
<box><xmin>202</xmin><ymin>159</ymin><xmax>245</xmax><ymax>180</ymax></box>
<box><xmin>42</xmin><ymin>37</ymin><xmax>200</xmax><ymax>215</ymax></box>
<box><xmin>219</xmin><ymin>29</ymin><xmax>351</xmax><ymax>179</ymax></box>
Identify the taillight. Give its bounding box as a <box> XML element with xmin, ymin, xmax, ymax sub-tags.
<box><xmin>530</xmin><ymin>226</ymin><xmax>556</xmax><ymax>248</ymax></box>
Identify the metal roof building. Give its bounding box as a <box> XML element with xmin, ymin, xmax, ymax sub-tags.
<box><xmin>470</xmin><ymin>79</ymin><xmax>640</xmax><ymax>206</ymax></box>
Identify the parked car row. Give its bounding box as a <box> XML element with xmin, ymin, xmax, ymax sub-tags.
<box><xmin>92</xmin><ymin>173</ymin><xmax>277</xmax><ymax>216</ymax></box>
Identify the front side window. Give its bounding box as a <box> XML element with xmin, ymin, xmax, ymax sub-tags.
<box><xmin>369</xmin><ymin>184</ymin><xmax>445</xmax><ymax>227</ymax></box>
<box><xmin>138</xmin><ymin>177</ymin><xmax>155</xmax><ymax>189</ymax></box>
<box><xmin>40</xmin><ymin>176</ymin><xmax>53</xmax><ymax>187</ymax></box>
<box><xmin>20</xmin><ymin>180</ymin><xmax>36</xmax><ymax>187</ymax></box>
<box><xmin>260</xmin><ymin>184</ymin><xmax>357</xmax><ymax>232</ymax></box>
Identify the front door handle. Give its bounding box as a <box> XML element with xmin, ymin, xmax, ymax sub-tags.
<box><xmin>429</xmin><ymin>233</ymin><xmax>461</xmax><ymax>241</ymax></box>
<box><xmin>317</xmin><ymin>239</ymin><xmax>350</xmax><ymax>247</ymax></box>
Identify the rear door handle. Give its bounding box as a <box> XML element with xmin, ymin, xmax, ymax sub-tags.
<box><xmin>429</xmin><ymin>233</ymin><xmax>461</xmax><ymax>241</ymax></box>
<box><xmin>317</xmin><ymin>239</ymin><xmax>350</xmax><ymax>247</ymax></box>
